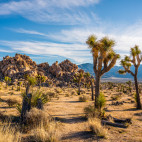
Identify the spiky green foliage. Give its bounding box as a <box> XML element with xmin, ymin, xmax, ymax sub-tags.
<box><xmin>27</xmin><ymin>76</ymin><xmax>37</xmax><ymax>86</ymax></box>
<box><xmin>31</xmin><ymin>90</ymin><xmax>49</xmax><ymax>107</ymax></box>
<box><xmin>97</xmin><ymin>92</ymin><xmax>106</xmax><ymax>110</ymax></box>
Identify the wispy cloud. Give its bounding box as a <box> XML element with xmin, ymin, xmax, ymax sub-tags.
<box><xmin>6</xmin><ymin>21</ymin><xmax>142</xmax><ymax>64</ymax></box>
<box><xmin>0</xmin><ymin>0</ymin><xmax>100</xmax><ymax>24</ymax></box>
<box><xmin>10</xmin><ymin>28</ymin><xmax>48</xmax><ymax>37</ymax></box>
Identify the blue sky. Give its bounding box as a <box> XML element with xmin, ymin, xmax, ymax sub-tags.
<box><xmin>0</xmin><ymin>0</ymin><xmax>142</xmax><ymax>65</ymax></box>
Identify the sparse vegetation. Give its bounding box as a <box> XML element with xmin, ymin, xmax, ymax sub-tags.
<box><xmin>88</xmin><ymin>118</ymin><xmax>107</xmax><ymax>138</ymax></box>
<box><xmin>79</xmin><ymin>95</ymin><xmax>89</xmax><ymax>102</ymax></box>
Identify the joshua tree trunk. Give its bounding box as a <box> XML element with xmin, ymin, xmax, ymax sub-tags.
<box><xmin>95</xmin><ymin>74</ymin><xmax>101</xmax><ymax>108</ymax></box>
<box><xmin>78</xmin><ymin>82</ymin><xmax>81</xmax><ymax>95</ymax></box>
<box><xmin>91</xmin><ymin>80</ymin><xmax>94</xmax><ymax>100</ymax></box>
<box><xmin>21</xmin><ymin>93</ymin><xmax>32</xmax><ymax>124</ymax></box>
<box><xmin>134</xmin><ymin>75</ymin><xmax>141</xmax><ymax>109</ymax></box>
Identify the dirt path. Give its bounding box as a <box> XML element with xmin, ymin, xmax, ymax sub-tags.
<box><xmin>46</xmin><ymin>95</ymin><xmax>98</xmax><ymax>142</ymax></box>
<box><xmin>45</xmin><ymin>92</ymin><xmax>142</xmax><ymax>142</ymax></box>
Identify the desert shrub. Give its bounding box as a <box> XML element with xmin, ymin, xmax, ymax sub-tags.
<box><xmin>6</xmin><ymin>98</ymin><xmax>20</xmax><ymax>107</ymax></box>
<box><xmin>97</xmin><ymin>92</ymin><xmax>106</xmax><ymax>110</ymax></box>
<box><xmin>79</xmin><ymin>95</ymin><xmax>89</xmax><ymax>102</ymax></box>
<box><xmin>26</xmin><ymin>108</ymin><xmax>50</xmax><ymax>129</ymax></box>
<box><xmin>65</xmin><ymin>93</ymin><xmax>70</xmax><ymax>97</ymax></box>
<box><xmin>88</xmin><ymin>118</ymin><xmax>107</xmax><ymax>138</ymax></box>
<box><xmin>55</xmin><ymin>88</ymin><xmax>62</xmax><ymax>93</ymax></box>
<box><xmin>26</xmin><ymin>108</ymin><xmax>60</xmax><ymax>142</ymax></box>
<box><xmin>111</xmin><ymin>93</ymin><xmax>121</xmax><ymax>101</ymax></box>
<box><xmin>0</xmin><ymin>124</ymin><xmax>21</xmax><ymax>142</ymax></box>
<box><xmin>71</xmin><ymin>90</ymin><xmax>77</xmax><ymax>96</ymax></box>
<box><xmin>84</xmin><ymin>105</ymin><xmax>100</xmax><ymax>118</ymax></box>
<box><xmin>46</xmin><ymin>91</ymin><xmax>56</xmax><ymax>98</ymax></box>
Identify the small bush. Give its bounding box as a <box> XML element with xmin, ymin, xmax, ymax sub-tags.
<box><xmin>97</xmin><ymin>92</ymin><xmax>106</xmax><ymax>110</ymax></box>
<box><xmin>79</xmin><ymin>95</ymin><xmax>88</xmax><ymax>102</ymax></box>
<box><xmin>26</xmin><ymin>108</ymin><xmax>50</xmax><ymax>129</ymax></box>
<box><xmin>6</xmin><ymin>98</ymin><xmax>20</xmax><ymax>107</ymax></box>
<box><xmin>71</xmin><ymin>90</ymin><xmax>77</xmax><ymax>96</ymax></box>
<box><xmin>88</xmin><ymin>118</ymin><xmax>107</xmax><ymax>138</ymax></box>
<box><xmin>26</xmin><ymin>108</ymin><xmax>60</xmax><ymax>142</ymax></box>
<box><xmin>84</xmin><ymin>105</ymin><xmax>100</xmax><ymax>118</ymax></box>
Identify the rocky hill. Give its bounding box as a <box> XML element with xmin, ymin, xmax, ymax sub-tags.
<box><xmin>0</xmin><ymin>54</ymin><xmax>79</xmax><ymax>87</ymax></box>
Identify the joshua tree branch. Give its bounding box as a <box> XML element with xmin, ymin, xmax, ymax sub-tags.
<box><xmin>101</xmin><ymin>54</ymin><xmax>119</xmax><ymax>75</ymax></box>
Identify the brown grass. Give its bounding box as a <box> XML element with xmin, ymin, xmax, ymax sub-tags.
<box><xmin>88</xmin><ymin>118</ymin><xmax>108</xmax><ymax>138</ymax></box>
<box><xmin>0</xmin><ymin>124</ymin><xmax>21</xmax><ymax>142</ymax></box>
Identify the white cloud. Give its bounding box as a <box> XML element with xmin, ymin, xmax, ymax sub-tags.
<box><xmin>6</xmin><ymin>21</ymin><xmax>142</xmax><ymax>65</ymax></box>
<box><xmin>0</xmin><ymin>0</ymin><xmax>100</xmax><ymax>24</ymax></box>
<box><xmin>0</xmin><ymin>40</ymin><xmax>90</xmax><ymax>63</ymax></box>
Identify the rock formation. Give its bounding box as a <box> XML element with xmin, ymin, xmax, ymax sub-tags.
<box><xmin>0</xmin><ymin>54</ymin><xmax>80</xmax><ymax>87</ymax></box>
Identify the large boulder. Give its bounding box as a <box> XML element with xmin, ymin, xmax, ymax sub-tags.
<box><xmin>49</xmin><ymin>61</ymin><xmax>62</xmax><ymax>77</ymax></box>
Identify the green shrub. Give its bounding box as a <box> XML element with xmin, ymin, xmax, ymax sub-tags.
<box><xmin>97</xmin><ymin>92</ymin><xmax>106</xmax><ymax>110</ymax></box>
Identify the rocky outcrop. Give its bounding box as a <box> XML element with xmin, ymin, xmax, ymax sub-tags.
<box><xmin>49</xmin><ymin>61</ymin><xmax>63</xmax><ymax>77</ymax></box>
<box><xmin>0</xmin><ymin>54</ymin><xmax>85</xmax><ymax>87</ymax></box>
<box><xmin>59</xmin><ymin>59</ymin><xmax>78</xmax><ymax>72</ymax></box>
<box><xmin>0</xmin><ymin>54</ymin><xmax>37</xmax><ymax>79</ymax></box>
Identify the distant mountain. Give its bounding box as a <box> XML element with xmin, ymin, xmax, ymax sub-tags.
<box><xmin>78</xmin><ymin>63</ymin><xmax>142</xmax><ymax>80</ymax></box>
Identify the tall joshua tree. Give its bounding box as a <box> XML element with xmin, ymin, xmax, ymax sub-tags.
<box><xmin>86</xmin><ymin>35</ymin><xmax>120</xmax><ymax>108</ymax></box>
<box><xmin>118</xmin><ymin>45</ymin><xmax>142</xmax><ymax>109</ymax></box>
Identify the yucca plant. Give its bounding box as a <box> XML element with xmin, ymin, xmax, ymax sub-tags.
<box><xmin>118</xmin><ymin>46</ymin><xmax>142</xmax><ymax>109</ymax></box>
<box><xmin>86</xmin><ymin>35</ymin><xmax>120</xmax><ymax>108</ymax></box>
<box><xmin>31</xmin><ymin>90</ymin><xmax>49</xmax><ymax>108</ymax></box>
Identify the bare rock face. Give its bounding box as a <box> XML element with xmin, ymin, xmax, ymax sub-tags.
<box><xmin>0</xmin><ymin>54</ymin><xmax>85</xmax><ymax>87</ymax></box>
<box><xmin>59</xmin><ymin>59</ymin><xmax>78</xmax><ymax>73</ymax></box>
<box><xmin>49</xmin><ymin>61</ymin><xmax>63</xmax><ymax>77</ymax></box>
<box><xmin>0</xmin><ymin>54</ymin><xmax>37</xmax><ymax>79</ymax></box>
<box><xmin>37</xmin><ymin>62</ymin><xmax>50</xmax><ymax>76</ymax></box>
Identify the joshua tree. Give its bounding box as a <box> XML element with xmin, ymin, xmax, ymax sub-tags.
<box><xmin>74</xmin><ymin>70</ymin><xmax>84</xmax><ymax>95</ymax></box>
<box><xmin>36</xmin><ymin>75</ymin><xmax>46</xmax><ymax>88</ymax></box>
<box><xmin>84</xmin><ymin>72</ymin><xmax>95</xmax><ymax>100</ymax></box>
<box><xmin>86</xmin><ymin>35</ymin><xmax>120</xmax><ymax>108</ymax></box>
<box><xmin>118</xmin><ymin>45</ymin><xmax>142</xmax><ymax>109</ymax></box>
<box><xmin>4</xmin><ymin>76</ymin><xmax>11</xmax><ymax>88</ymax></box>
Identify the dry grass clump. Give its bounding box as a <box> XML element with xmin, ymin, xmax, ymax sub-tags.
<box><xmin>6</xmin><ymin>97</ymin><xmax>21</xmax><ymax>107</ymax></box>
<box><xmin>26</xmin><ymin>108</ymin><xmax>50</xmax><ymax>129</ymax></box>
<box><xmin>84</xmin><ymin>105</ymin><xmax>100</xmax><ymax>118</ymax></box>
<box><xmin>0</xmin><ymin>124</ymin><xmax>21</xmax><ymax>142</ymax></box>
<box><xmin>46</xmin><ymin>91</ymin><xmax>56</xmax><ymax>98</ymax></box>
<box><xmin>71</xmin><ymin>90</ymin><xmax>77</xmax><ymax>96</ymax></box>
<box><xmin>30</xmin><ymin>121</ymin><xmax>59</xmax><ymax>142</ymax></box>
<box><xmin>55</xmin><ymin>88</ymin><xmax>62</xmax><ymax>94</ymax></box>
<box><xmin>26</xmin><ymin>108</ymin><xmax>60</xmax><ymax>142</ymax></box>
<box><xmin>88</xmin><ymin>118</ymin><xmax>107</xmax><ymax>138</ymax></box>
<box><xmin>79</xmin><ymin>95</ymin><xmax>89</xmax><ymax>102</ymax></box>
